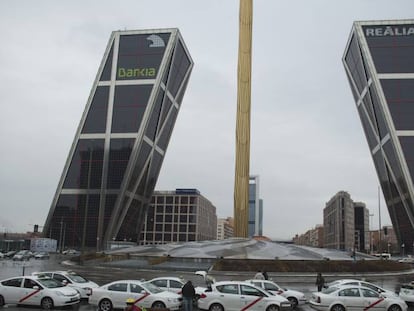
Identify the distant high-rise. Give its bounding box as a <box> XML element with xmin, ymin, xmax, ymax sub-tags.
<box><xmin>248</xmin><ymin>175</ymin><xmax>263</xmax><ymax>237</ymax></box>
<box><xmin>343</xmin><ymin>20</ymin><xmax>414</xmax><ymax>253</ymax></box>
<box><xmin>43</xmin><ymin>29</ymin><xmax>193</xmax><ymax>250</ymax></box>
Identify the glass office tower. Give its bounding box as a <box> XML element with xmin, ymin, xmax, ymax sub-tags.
<box><xmin>248</xmin><ymin>175</ymin><xmax>263</xmax><ymax>237</ymax></box>
<box><xmin>343</xmin><ymin>20</ymin><xmax>414</xmax><ymax>253</ymax></box>
<box><xmin>43</xmin><ymin>29</ymin><xmax>193</xmax><ymax>250</ymax></box>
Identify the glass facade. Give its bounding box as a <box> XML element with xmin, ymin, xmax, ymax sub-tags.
<box><xmin>343</xmin><ymin>20</ymin><xmax>414</xmax><ymax>253</ymax></box>
<box><xmin>43</xmin><ymin>29</ymin><xmax>193</xmax><ymax>250</ymax></box>
<box><xmin>248</xmin><ymin>175</ymin><xmax>263</xmax><ymax>238</ymax></box>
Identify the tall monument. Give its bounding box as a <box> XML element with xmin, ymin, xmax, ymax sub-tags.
<box><xmin>234</xmin><ymin>0</ymin><xmax>253</xmax><ymax>237</ymax></box>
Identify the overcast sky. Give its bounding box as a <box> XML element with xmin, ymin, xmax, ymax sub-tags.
<box><xmin>1</xmin><ymin>1</ymin><xmax>413</xmax><ymax>239</ymax></box>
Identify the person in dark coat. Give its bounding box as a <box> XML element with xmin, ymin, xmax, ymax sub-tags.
<box><xmin>315</xmin><ymin>272</ymin><xmax>325</xmax><ymax>292</ymax></box>
<box><xmin>182</xmin><ymin>281</ymin><xmax>196</xmax><ymax>311</ymax></box>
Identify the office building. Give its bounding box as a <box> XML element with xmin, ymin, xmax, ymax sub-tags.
<box><xmin>140</xmin><ymin>189</ymin><xmax>217</xmax><ymax>244</ymax></box>
<box><xmin>248</xmin><ymin>175</ymin><xmax>263</xmax><ymax>237</ymax></box>
<box><xmin>343</xmin><ymin>20</ymin><xmax>414</xmax><ymax>253</ymax></box>
<box><xmin>324</xmin><ymin>191</ymin><xmax>369</xmax><ymax>251</ymax></box>
<box><xmin>354</xmin><ymin>202</ymin><xmax>370</xmax><ymax>252</ymax></box>
<box><xmin>43</xmin><ymin>29</ymin><xmax>193</xmax><ymax>250</ymax></box>
<box><xmin>217</xmin><ymin>217</ymin><xmax>234</xmax><ymax>240</ymax></box>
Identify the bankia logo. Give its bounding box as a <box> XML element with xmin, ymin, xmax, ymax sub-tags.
<box><xmin>146</xmin><ymin>34</ymin><xmax>165</xmax><ymax>47</ymax></box>
<box><xmin>364</xmin><ymin>25</ymin><xmax>414</xmax><ymax>37</ymax></box>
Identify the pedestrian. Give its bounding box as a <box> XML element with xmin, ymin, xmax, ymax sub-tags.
<box><xmin>182</xmin><ymin>280</ymin><xmax>195</xmax><ymax>311</ymax></box>
<box><xmin>315</xmin><ymin>272</ymin><xmax>325</xmax><ymax>292</ymax></box>
<box><xmin>124</xmin><ymin>298</ymin><xmax>141</xmax><ymax>311</ymax></box>
<box><xmin>262</xmin><ymin>270</ymin><xmax>269</xmax><ymax>280</ymax></box>
<box><xmin>254</xmin><ymin>271</ymin><xmax>265</xmax><ymax>280</ymax></box>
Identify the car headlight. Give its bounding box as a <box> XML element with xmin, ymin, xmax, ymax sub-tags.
<box><xmin>55</xmin><ymin>291</ymin><xmax>64</xmax><ymax>296</ymax></box>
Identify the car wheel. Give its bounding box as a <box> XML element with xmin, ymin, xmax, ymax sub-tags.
<box><xmin>41</xmin><ymin>297</ymin><xmax>54</xmax><ymax>310</ymax></box>
<box><xmin>209</xmin><ymin>303</ymin><xmax>224</xmax><ymax>311</ymax></box>
<box><xmin>287</xmin><ymin>297</ymin><xmax>298</xmax><ymax>309</ymax></box>
<box><xmin>152</xmin><ymin>301</ymin><xmax>166</xmax><ymax>309</ymax></box>
<box><xmin>331</xmin><ymin>304</ymin><xmax>345</xmax><ymax>311</ymax></box>
<box><xmin>266</xmin><ymin>304</ymin><xmax>280</xmax><ymax>311</ymax></box>
<box><xmin>388</xmin><ymin>304</ymin><xmax>402</xmax><ymax>311</ymax></box>
<box><xmin>0</xmin><ymin>295</ymin><xmax>5</xmax><ymax>306</ymax></box>
<box><xmin>99</xmin><ymin>299</ymin><xmax>113</xmax><ymax>311</ymax></box>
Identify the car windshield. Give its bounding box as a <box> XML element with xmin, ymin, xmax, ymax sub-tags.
<box><xmin>37</xmin><ymin>278</ymin><xmax>65</xmax><ymax>288</ymax></box>
<box><xmin>142</xmin><ymin>282</ymin><xmax>163</xmax><ymax>294</ymax></box>
<box><xmin>66</xmin><ymin>273</ymin><xmax>88</xmax><ymax>283</ymax></box>
<box><xmin>323</xmin><ymin>286</ymin><xmax>339</xmax><ymax>294</ymax></box>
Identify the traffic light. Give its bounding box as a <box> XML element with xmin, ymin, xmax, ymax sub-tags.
<box><xmin>384</xmin><ymin>226</ymin><xmax>388</xmax><ymax>235</ymax></box>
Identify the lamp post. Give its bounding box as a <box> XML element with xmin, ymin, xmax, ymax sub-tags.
<box><xmin>369</xmin><ymin>213</ymin><xmax>374</xmax><ymax>254</ymax></box>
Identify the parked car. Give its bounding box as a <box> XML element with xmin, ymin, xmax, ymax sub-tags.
<box><xmin>62</xmin><ymin>249</ymin><xmax>80</xmax><ymax>255</ymax></box>
<box><xmin>399</xmin><ymin>283</ymin><xmax>414</xmax><ymax>303</ymax></box>
<box><xmin>309</xmin><ymin>285</ymin><xmax>407</xmax><ymax>311</ymax></box>
<box><xmin>34</xmin><ymin>252</ymin><xmax>50</xmax><ymax>260</ymax></box>
<box><xmin>0</xmin><ymin>275</ymin><xmax>80</xmax><ymax>309</ymax></box>
<box><xmin>4</xmin><ymin>251</ymin><xmax>16</xmax><ymax>259</ymax></box>
<box><xmin>398</xmin><ymin>257</ymin><xmax>414</xmax><ymax>264</ymax></box>
<box><xmin>12</xmin><ymin>250</ymin><xmax>32</xmax><ymax>261</ymax></box>
<box><xmin>148</xmin><ymin>276</ymin><xmax>205</xmax><ymax>303</ymax></box>
<box><xmin>148</xmin><ymin>276</ymin><xmax>186</xmax><ymax>294</ymax></box>
<box><xmin>246</xmin><ymin>279</ymin><xmax>307</xmax><ymax>308</ymax></box>
<box><xmin>325</xmin><ymin>279</ymin><xmax>398</xmax><ymax>298</ymax></box>
<box><xmin>197</xmin><ymin>281</ymin><xmax>292</xmax><ymax>311</ymax></box>
<box><xmin>32</xmin><ymin>270</ymin><xmax>98</xmax><ymax>299</ymax></box>
<box><xmin>89</xmin><ymin>279</ymin><xmax>182</xmax><ymax>311</ymax></box>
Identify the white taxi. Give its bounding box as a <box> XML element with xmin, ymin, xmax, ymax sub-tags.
<box><xmin>325</xmin><ymin>279</ymin><xmax>398</xmax><ymax>299</ymax></box>
<box><xmin>399</xmin><ymin>283</ymin><xmax>414</xmax><ymax>303</ymax></box>
<box><xmin>148</xmin><ymin>277</ymin><xmax>186</xmax><ymax>294</ymax></box>
<box><xmin>310</xmin><ymin>285</ymin><xmax>407</xmax><ymax>311</ymax></box>
<box><xmin>197</xmin><ymin>281</ymin><xmax>292</xmax><ymax>311</ymax></box>
<box><xmin>32</xmin><ymin>270</ymin><xmax>99</xmax><ymax>299</ymax></box>
<box><xmin>246</xmin><ymin>279</ymin><xmax>307</xmax><ymax>308</ymax></box>
<box><xmin>0</xmin><ymin>275</ymin><xmax>80</xmax><ymax>309</ymax></box>
<box><xmin>89</xmin><ymin>280</ymin><xmax>181</xmax><ymax>311</ymax></box>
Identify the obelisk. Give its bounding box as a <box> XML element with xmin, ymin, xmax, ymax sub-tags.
<box><xmin>234</xmin><ymin>0</ymin><xmax>253</xmax><ymax>237</ymax></box>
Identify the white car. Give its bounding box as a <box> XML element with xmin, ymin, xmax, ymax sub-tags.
<box><xmin>32</xmin><ymin>270</ymin><xmax>99</xmax><ymax>299</ymax></box>
<box><xmin>12</xmin><ymin>250</ymin><xmax>32</xmax><ymax>261</ymax></box>
<box><xmin>246</xmin><ymin>279</ymin><xmax>307</xmax><ymax>308</ymax></box>
<box><xmin>310</xmin><ymin>285</ymin><xmax>407</xmax><ymax>311</ymax></box>
<box><xmin>325</xmin><ymin>279</ymin><xmax>398</xmax><ymax>298</ymax></box>
<box><xmin>148</xmin><ymin>276</ymin><xmax>205</xmax><ymax>300</ymax></box>
<box><xmin>89</xmin><ymin>280</ymin><xmax>182</xmax><ymax>311</ymax></box>
<box><xmin>0</xmin><ymin>275</ymin><xmax>80</xmax><ymax>309</ymax></box>
<box><xmin>148</xmin><ymin>276</ymin><xmax>186</xmax><ymax>294</ymax></box>
<box><xmin>197</xmin><ymin>280</ymin><xmax>292</xmax><ymax>311</ymax></box>
<box><xmin>399</xmin><ymin>283</ymin><xmax>414</xmax><ymax>303</ymax></box>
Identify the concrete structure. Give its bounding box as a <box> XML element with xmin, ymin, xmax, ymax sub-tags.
<box><xmin>139</xmin><ymin>189</ymin><xmax>217</xmax><ymax>245</ymax></box>
<box><xmin>217</xmin><ymin>217</ymin><xmax>234</xmax><ymax>240</ymax></box>
<box><xmin>343</xmin><ymin>20</ymin><xmax>414</xmax><ymax>254</ymax></box>
<box><xmin>248</xmin><ymin>175</ymin><xmax>263</xmax><ymax>237</ymax></box>
<box><xmin>43</xmin><ymin>29</ymin><xmax>193</xmax><ymax>250</ymax></box>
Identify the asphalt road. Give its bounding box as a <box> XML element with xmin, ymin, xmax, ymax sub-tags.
<box><xmin>1</xmin><ymin>254</ymin><xmax>414</xmax><ymax>311</ymax></box>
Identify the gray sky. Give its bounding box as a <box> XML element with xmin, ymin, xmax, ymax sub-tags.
<box><xmin>0</xmin><ymin>1</ymin><xmax>412</xmax><ymax>239</ymax></box>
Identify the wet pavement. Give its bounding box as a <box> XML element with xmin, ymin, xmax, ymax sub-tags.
<box><xmin>1</xmin><ymin>254</ymin><xmax>414</xmax><ymax>311</ymax></box>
